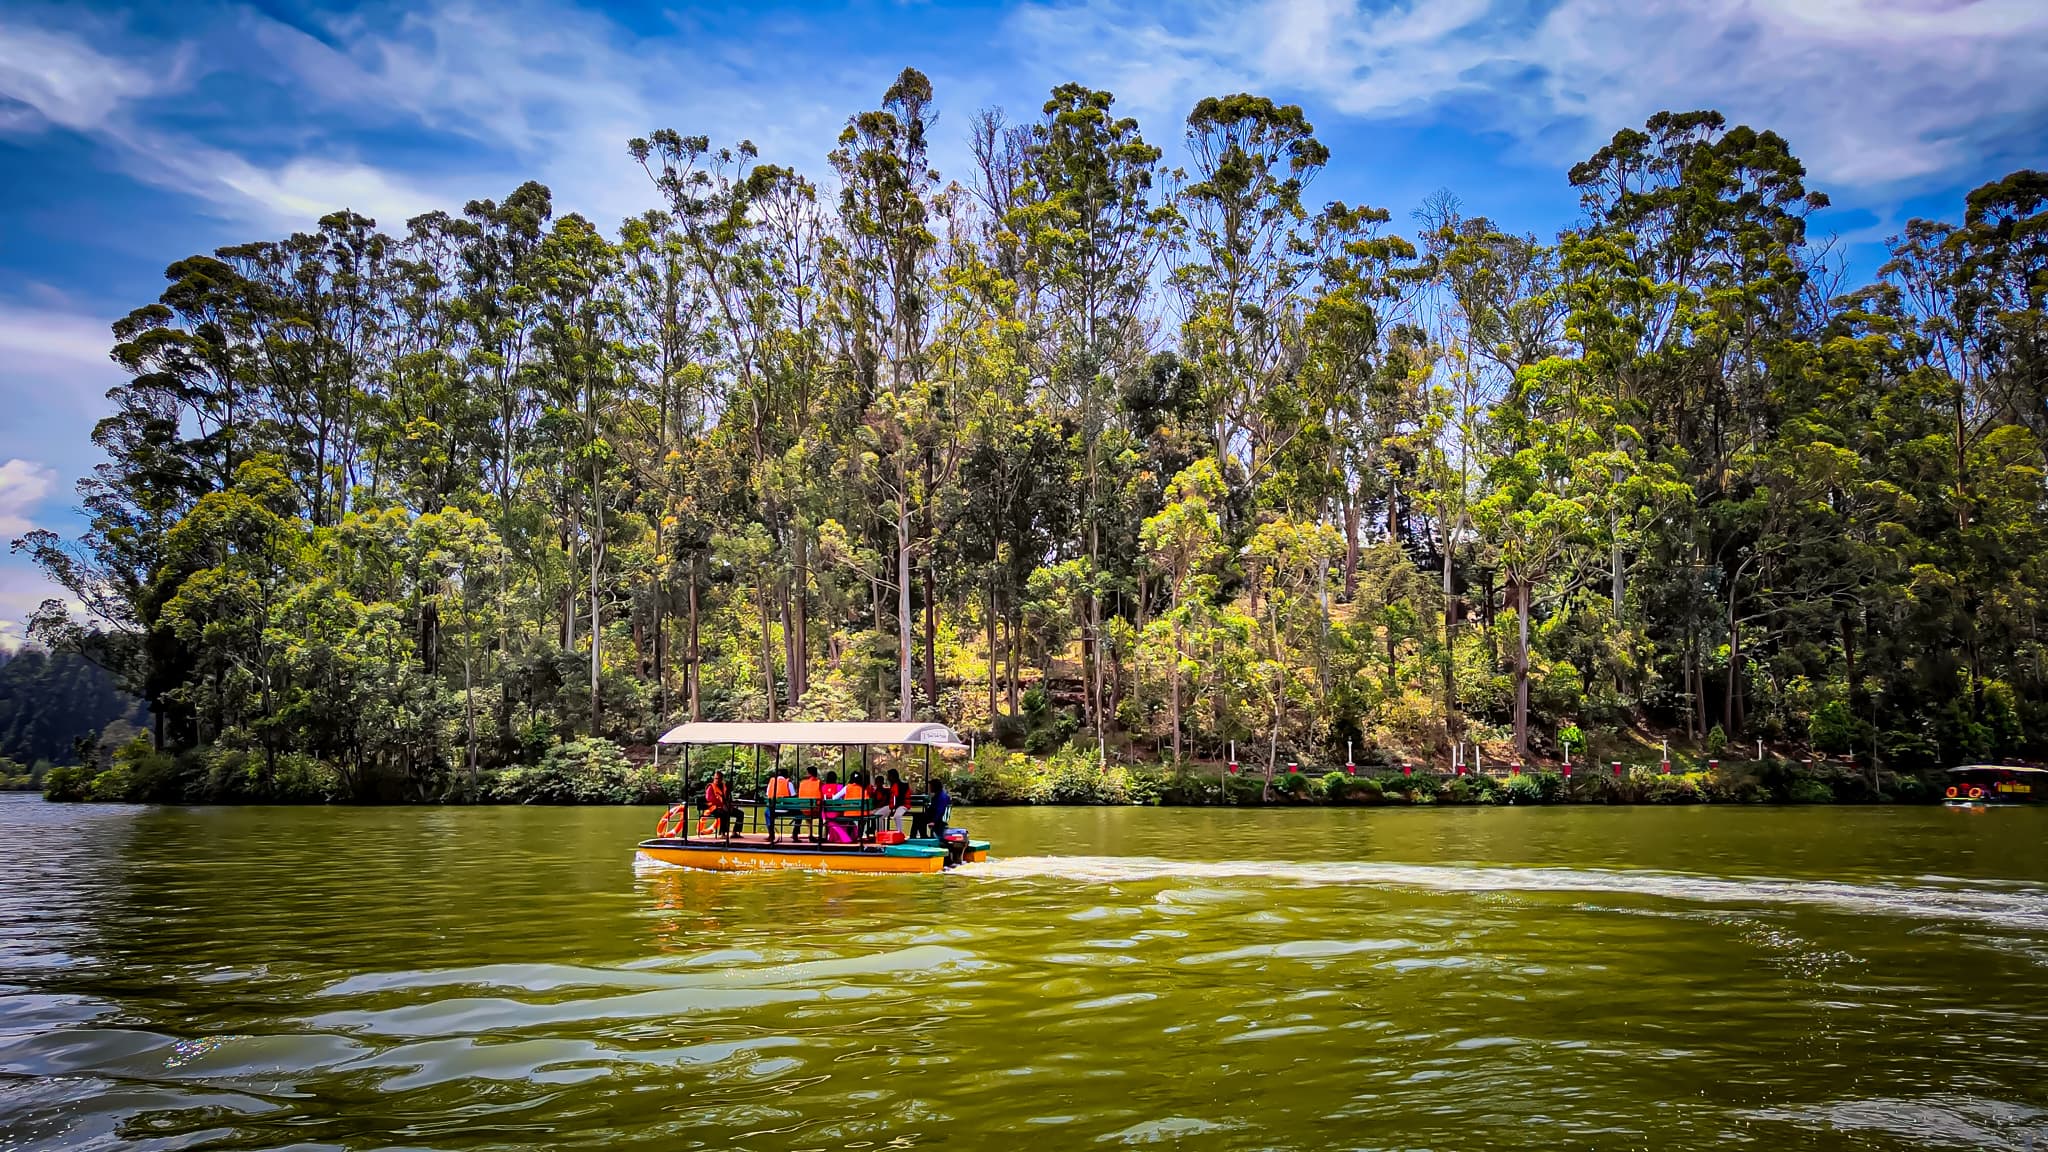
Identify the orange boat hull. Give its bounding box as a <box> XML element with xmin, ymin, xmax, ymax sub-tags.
<box><xmin>636</xmin><ymin>838</ymin><xmax>947</xmax><ymax>874</ymax></box>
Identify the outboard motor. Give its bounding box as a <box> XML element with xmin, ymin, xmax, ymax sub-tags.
<box><xmin>942</xmin><ymin>828</ymin><xmax>969</xmax><ymax>867</ymax></box>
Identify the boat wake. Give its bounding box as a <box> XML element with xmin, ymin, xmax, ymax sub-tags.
<box><xmin>956</xmin><ymin>856</ymin><xmax>2048</xmax><ymax>931</ymax></box>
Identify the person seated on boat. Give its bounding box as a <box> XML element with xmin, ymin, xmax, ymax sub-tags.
<box><xmin>702</xmin><ymin>770</ymin><xmax>742</xmax><ymax>839</ymax></box>
<box><xmin>764</xmin><ymin>767</ymin><xmax>806</xmax><ymax>837</ymax></box>
<box><xmin>912</xmin><ymin>776</ymin><xmax>951</xmax><ymax>839</ymax></box>
<box><xmin>822</xmin><ymin>770</ymin><xmax>843</xmax><ymax>799</ymax></box>
<box><xmin>827</xmin><ymin>773</ymin><xmax>869</xmax><ymax>844</ymax></box>
<box><xmin>880</xmin><ymin>768</ymin><xmax>911</xmax><ymax>832</ymax></box>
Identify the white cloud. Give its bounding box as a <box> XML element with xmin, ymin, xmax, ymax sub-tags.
<box><xmin>1007</xmin><ymin>0</ymin><xmax>2048</xmax><ymax>190</ymax></box>
<box><xmin>0</xmin><ymin>459</ymin><xmax>58</xmax><ymax>537</ymax></box>
<box><xmin>0</xmin><ymin>564</ymin><xmax>79</xmax><ymax>654</ymax></box>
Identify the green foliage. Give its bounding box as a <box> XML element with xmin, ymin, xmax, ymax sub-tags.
<box><xmin>1808</xmin><ymin>701</ymin><xmax>1858</xmax><ymax>755</ymax></box>
<box><xmin>490</xmin><ymin>738</ymin><xmax>674</xmax><ymax>805</ymax></box>
<box><xmin>18</xmin><ymin>80</ymin><xmax>2047</xmax><ymax>805</ymax></box>
<box><xmin>41</xmin><ymin>763</ymin><xmax>92</xmax><ymax>802</ymax></box>
<box><xmin>1444</xmin><ymin>773</ymin><xmax>1497</xmax><ymax>804</ymax></box>
<box><xmin>0</xmin><ymin>649</ymin><xmax>146</xmax><ymax>766</ymax></box>
<box><xmin>1787</xmin><ymin>778</ymin><xmax>1836</xmax><ymax>804</ymax></box>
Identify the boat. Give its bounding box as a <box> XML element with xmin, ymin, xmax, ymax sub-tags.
<box><xmin>634</xmin><ymin>721</ymin><xmax>990</xmax><ymax>874</ymax></box>
<box><xmin>1942</xmin><ymin>764</ymin><xmax>2046</xmax><ymax>806</ymax></box>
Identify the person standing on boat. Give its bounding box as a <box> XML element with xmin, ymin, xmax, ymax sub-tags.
<box><xmin>913</xmin><ymin>777</ymin><xmax>950</xmax><ymax>839</ymax></box>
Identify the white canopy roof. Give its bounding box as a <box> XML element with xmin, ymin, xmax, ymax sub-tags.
<box><xmin>656</xmin><ymin>720</ymin><xmax>967</xmax><ymax>748</ymax></box>
<box><xmin>1948</xmin><ymin>764</ymin><xmax>2048</xmax><ymax>774</ymax></box>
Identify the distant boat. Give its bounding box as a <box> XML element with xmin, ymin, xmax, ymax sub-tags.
<box><xmin>635</xmin><ymin>721</ymin><xmax>989</xmax><ymax>873</ymax></box>
<box><xmin>1943</xmin><ymin>764</ymin><xmax>2046</xmax><ymax>806</ymax></box>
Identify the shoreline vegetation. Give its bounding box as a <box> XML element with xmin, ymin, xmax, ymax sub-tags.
<box><xmin>12</xmin><ymin>70</ymin><xmax>2048</xmax><ymax>810</ymax></box>
<box><xmin>37</xmin><ymin>735</ymin><xmax>1934</xmax><ymax>807</ymax></box>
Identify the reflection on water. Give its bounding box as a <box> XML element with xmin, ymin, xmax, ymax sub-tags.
<box><xmin>2</xmin><ymin>795</ymin><xmax>2046</xmax><ymax>1150</ymax></box>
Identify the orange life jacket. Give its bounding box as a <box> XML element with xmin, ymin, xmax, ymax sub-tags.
<box><xmin>838</xmin><ymin>782</ymin><xmax>867</xmax><ymax>811</ymax></box>
<box><xmin>767</xmin><ymin>776</ymin><xmax>794</xmax><ymax>799</ymax></box>
<box><xmin>798</xmin><ymin>777</ymin><xmax>822</xmax><ymax>799</ymax></box>
<box><xmin>705</xmin><ymin>780</ymin><xmax>729</xmax><ymax>810</ymax></box>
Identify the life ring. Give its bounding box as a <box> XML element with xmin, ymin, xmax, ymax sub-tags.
<box><xmin>1945</xmin><ymin>786</ymin><xmax>1958</xmax><ymax>799</ymax></box>
<box><xmin>654</xmin><ymin>804</ymin><xmax>688</xmax><ymax>838</ymax></box>
<box><xmin>1969</xmin><ymin>786</ymin><xmax>1984</xmax><ymax>800</ymax></box>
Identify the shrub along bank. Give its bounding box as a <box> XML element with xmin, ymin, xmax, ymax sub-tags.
<box><xmin>941</xmin><ymin>747</ymin><xmax>1932</xmax><ymax>806</ymax></box>
<box><xmin>43</xmin><ymin>736</ymin><xmax>1938</xmax><ymax>806</ymax></box>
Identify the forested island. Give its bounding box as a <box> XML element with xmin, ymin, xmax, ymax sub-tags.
<box><xmin>13</xmin><ymin>69</ymin><xmax>2047</xmax><ymax>806</ymax></box>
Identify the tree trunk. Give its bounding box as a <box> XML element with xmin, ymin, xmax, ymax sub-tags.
<box><xmin>1008</xmin><ymin>606</ymin><xmax>1022</xmax><ymax>716</ymax></box>
<box><xmin>1724</xmin><ymin>581</ymin><xmax>1740</xmax><ymax>738</ymax></box>
<box><xmin>921</xmin><ymin>549</ymin><xmax>939</xmax><ymax>715</ymax></box>
<box><xmin>463</xmin><ymin>652</ymin><xmax>477</xmax><ymax>784</ymax></box>
<box><xmin>760</xmin><ymin>577</ymin><xmax>779</xmax><ymax>722</ymax></box>
<box><xmin>687</xmin><ymin>557</ymin><xmax>701</xmax><ymax>721</ymax></box>
<box><xmin>1343</xmin><ymin>490</ymin><xmax>1360</xmax><ymax>602</ymax></box>
<box><xmin>589</xmin><ymin>502</ymin><xmax>603</xmax><ymax>736</ymax></box>
<box><xmin>986</xmin><ymin>580</ymin><xmax>999</xmax><ymax>721</ymax></box>
<box><xmin>780</xmin><ymin>581</ymin><xmax>798</xmax><ymax>713</ymax></box>
<box><xmin>897</xmin><ymin>499</ymin><xmax>915</xmax><ymax>721</ymax></box>
<box><xmin>792</xmin><ymin>525</ymin><xmax>810</xmax><ymax>704</ymax></box>
<box><xmin>1087</xmin><ymin>523</ymin><xmax>1104</xmax><ymax>733</ymax></box>
<box><xmin>1441</xmin><ymin>511</ymin><xmax>1458</xmax><ymax>739</ymax></box>
<box><xmin>1169</xmin><ymin>617</ymin><xmax>1183</xmax><ymax>763</ymax></box>
<box><xmin>1513</xmin><ymin>578</ymin><xmax>1531</xmax><ymax>762</ymax></box>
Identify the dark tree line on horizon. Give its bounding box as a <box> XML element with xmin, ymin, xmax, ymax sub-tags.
<box><xmin>14</xmin><ymin>67</ymin><xmax>2048</xmax><ymax>799</ymax></box>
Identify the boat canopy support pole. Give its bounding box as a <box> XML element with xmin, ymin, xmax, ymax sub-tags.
<box><xmin>681</xmin><ymin>744</ymin><xmax>691</xmax><ymax>842</ymax></box>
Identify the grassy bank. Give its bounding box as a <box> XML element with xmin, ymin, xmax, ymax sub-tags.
<box><xmin>40</xmin><ymin>736</ymin><xmax>1938</xmax><ymax>807</ymax></box>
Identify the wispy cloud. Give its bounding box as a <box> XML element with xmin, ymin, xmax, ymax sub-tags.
<box><xmin>0</xmin><ymin>18</ymin><xmax>442</xmax><ymax>231</ymax></box>
<box><xmin>0</xmin><ymin>2</ymin><xmax>905</xmax><ymax>235</ymax></box>
<box><xmin>1008</xmin><ymin>0</ymin><xmax>2048</xmax><ymax>189</ymax></box>
<box><xmin>0</xmin><ymin>21</ymin><xmax>169</xmax><ymax>132</ymax></box>
<box><xmin>243</xmin><ymin>0</ymin><xmax>875</xmax><ymax>229</ymax></box>
<box><xmin>0</xmin><ymin>302</ymin><xmax>113</xmax><ymax>376</ymax></box>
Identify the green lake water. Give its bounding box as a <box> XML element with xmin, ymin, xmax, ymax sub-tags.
<box><xmin>3</xmin><ymin>794</ymin><xmax>2046</xmax><ymax>1150</ymax></box>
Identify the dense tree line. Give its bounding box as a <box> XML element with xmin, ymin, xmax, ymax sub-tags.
<box><xmin>0</xmin><ymin>647</ymin><xmax>143</xmax><ymax>767</ymax></box>
<box><xmin>15</xmin><ymin>69</ymin><xmax>2048</xmax><ymax>799</ymax></box>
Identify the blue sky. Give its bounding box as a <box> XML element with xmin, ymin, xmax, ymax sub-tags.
<box><xmin>3</xmin><ymin>0</ymin><xmax>2046</xmax><ymax>646</ymax></box>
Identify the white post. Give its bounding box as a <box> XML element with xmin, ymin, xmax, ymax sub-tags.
<box><xmin>1756</xmin><ymin>738</ymin><xmax>1763</xmax><ymax>760</ymax></box>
